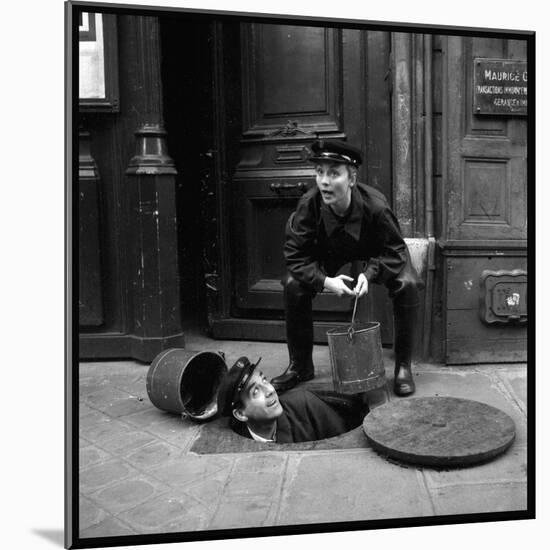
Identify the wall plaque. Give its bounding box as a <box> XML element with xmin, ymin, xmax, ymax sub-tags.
<box><xmin>473</xmin><ymin>58</ymin><xmax>527</xmax><ymax>116</ymax></box>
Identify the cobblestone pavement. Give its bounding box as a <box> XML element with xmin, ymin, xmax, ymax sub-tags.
<box><xmin>78</xmin><ymin>334</ymin><xmax>528</xmax><ymax>541</ymax></box>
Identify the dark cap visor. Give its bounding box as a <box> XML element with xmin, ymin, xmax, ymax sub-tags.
<box><xmin>308</xmin><ymin>151</ymin><xmax>359</xmax><ymax>166</ymax></box>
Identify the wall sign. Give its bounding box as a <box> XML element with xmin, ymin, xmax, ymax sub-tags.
<box><xmin>473</xmin><ymin>58</ymin><xmax>527</xmax><ymax>116</ymax></box>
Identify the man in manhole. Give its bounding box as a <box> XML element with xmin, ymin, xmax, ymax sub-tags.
<box><xmin>270</xmin><ymin>139</ymin><xmax>421</xmax><ymax>397</ymax></box>
<box><xmin>217</xmin><ymin>357</ymin><xmax>356</xmax><ymax>443</ymax></box>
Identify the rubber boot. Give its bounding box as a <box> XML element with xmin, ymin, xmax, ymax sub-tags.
<box><xmin>271</xmin><ymin>275</ymin><xmax>315</xmax><ymax>393</ymax></box>
<box><xmin>393</xmin><ymin>303</ymin><xmax>418</xmax><ymax>396</ymax></box>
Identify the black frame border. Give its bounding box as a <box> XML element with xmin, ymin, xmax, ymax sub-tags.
<box><xmin>65</xmin><ymin>1</ymin><xmax>536</xmax><ymax>548</ymax></box>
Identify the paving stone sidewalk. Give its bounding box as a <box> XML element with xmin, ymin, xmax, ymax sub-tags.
<box><xmin>78</xmin><ymin>335</ymin><xmax>528</xmax><ymax>540</ymax></box>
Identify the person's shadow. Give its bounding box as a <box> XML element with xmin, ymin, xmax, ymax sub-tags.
<box><xmin>33</xmin><ymin>529</ymin><xmax>64</xmax><ymax>547</ymax></box>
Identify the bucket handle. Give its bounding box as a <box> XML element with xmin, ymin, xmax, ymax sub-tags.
<box><xmin>347</xmin><ymin>293</ymin><xmax>360</xmax><ymax>342</ymax></box>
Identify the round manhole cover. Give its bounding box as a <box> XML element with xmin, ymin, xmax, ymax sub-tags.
<box><xmin>362</xmin><ymin>397</ymin><xmax>516</xmax><ymax>467</ymax></box>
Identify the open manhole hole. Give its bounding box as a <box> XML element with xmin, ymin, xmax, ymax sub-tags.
<box><xmin>190</xmin><ymin>390</ymin><xmax>371</xmax><ymax>454</ymax></box>
<box><xmin>147</xmin><ymin>349</ymin><xmax>375</xmax><ymax>453</ymax></box>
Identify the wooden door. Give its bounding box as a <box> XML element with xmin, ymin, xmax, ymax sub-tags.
<box><xmin>217</xmin><ymin>23</ymin><xmax>392</xmax><ymax>341</ymax></box>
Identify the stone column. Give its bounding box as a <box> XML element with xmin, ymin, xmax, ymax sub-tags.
<box><xmin>392</xmin><ymin>32</ymin><xmax>415</xmax><ymax>238</ymax></box>
<box><xmin>124</xmin><ymin>16</ymin><xmax>185</xmax><ymax>361</ymax></box>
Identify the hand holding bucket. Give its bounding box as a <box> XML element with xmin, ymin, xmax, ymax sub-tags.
<box><xmin>348</xmin><ymin>273</ymin><xmax>368</xmax><ymax>341</ymax></box>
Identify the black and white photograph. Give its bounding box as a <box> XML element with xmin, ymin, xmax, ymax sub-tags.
<box><xmin>64</xmin><ymin>0</ymin><xmax>537</xmax><ymax>547</ymax></box>
<box><xmin>5</xmin><ymin>0</ymin><xmax>542</xmax><ymax>549</ymax></box>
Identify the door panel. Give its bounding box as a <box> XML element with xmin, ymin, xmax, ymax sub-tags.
<box><xmin>234</xmin><ymin>177</ymin><xmax>304</xmax><ymax>311</ymax></box>
<box><xmin>228</xmin><ymin>23</ymin><xmax>392</xmax><ymax>336</ymax></box>
<box><xmin>242</xmin><ymin>25</ymin><xmax>341</xmax><ymax>136</ymax></box>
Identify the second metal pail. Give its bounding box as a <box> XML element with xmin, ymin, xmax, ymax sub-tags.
<box><xmin>146</xmin><ymin>348</ymin><xmax>227</xmax><ymax>420</ymax></box>
<box><xmin>327</xmin><ymin>322</ymin><xmax>386</xmax><ymax>394</ymax></box>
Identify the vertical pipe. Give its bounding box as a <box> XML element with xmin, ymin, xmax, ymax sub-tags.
<box><xmin>424</xmin><ymin>34</ymin><xmax>434</xmax><ymax>239</ymax></box>
<box><xmin>413</xmin><ymin>33</ymin><xmax>425</xmax><ymax>237</ymax></box>
<box><xmin>423</xmin><ymin>34</ymin><xmax>436</xmax><ymax>359</ymax></box>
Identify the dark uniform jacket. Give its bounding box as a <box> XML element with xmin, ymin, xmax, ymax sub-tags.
<box><xmin>232</xmin><ymin>389</ymin><xmax>348</xmax><ymax>443</ymax></box>
<box><xmin>284</xmin><ymin>182</ymin><xmax>409</xmax><ymax>293</ymax></box>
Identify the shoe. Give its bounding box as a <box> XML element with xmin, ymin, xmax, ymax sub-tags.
<box><xmin>393</xmin><ymin>363</ymin><xmax>415</xmax><ymax>396</ymax></box>
<box><xmin>271</xmin><ymin>360</ymin><xmax>314</xmax><ymax>393</ymax></box>
<box><xmin>392</xmin><ymin>300</ymin><xmax>419</xmax><ymax>398</ymax></box>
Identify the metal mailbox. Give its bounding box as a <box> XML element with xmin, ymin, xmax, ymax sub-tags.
<box><xmin>480</xmin><ymin>269</ymin><xmax>527</xmax><ymax>325</ymax></box>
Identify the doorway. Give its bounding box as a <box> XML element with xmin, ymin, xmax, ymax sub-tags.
<box><xmin>160</xmin><ymin>18</ymin><xmax>394</xmax><ymax>343</ymax></box>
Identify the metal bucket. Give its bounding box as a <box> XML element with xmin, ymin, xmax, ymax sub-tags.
<box><xmin>146</xmin><ymin>348</ymin><xmax>227</xmax><ymax>420</ymax></box>
<box><xmin>327</xmin><ymin>321</ymin><xmax>386</xmax><ymax>394</ymax></box>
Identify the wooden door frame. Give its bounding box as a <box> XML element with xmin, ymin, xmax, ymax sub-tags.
<box><xmin>391</xmin><ymin>32</ymin><xmax>432</xmax><ymax>239</ymax></box>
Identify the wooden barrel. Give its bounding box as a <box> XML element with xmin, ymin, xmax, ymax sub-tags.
<box><xmin>327</xmin><ymin>322</ymin><xmax>386</xmax><ymax>394</ymax></box>
<box><xmin>146</xmin><ymin>348</ymin><xmax>227</xmax><ymax>420</ymax></box>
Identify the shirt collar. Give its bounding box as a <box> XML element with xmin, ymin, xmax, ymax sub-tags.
<box><xmin>320</xmin><ymin>185</ymin><xmax>362</xmax><ymax>240</ymax></box>
<box><xmin>247</xmin><ymin>425</ymin><xmax>276</xmax><ymax>443</ymax></box>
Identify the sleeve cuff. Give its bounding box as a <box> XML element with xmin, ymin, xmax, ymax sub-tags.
<box><xmin>363</xmin><ymin>263</ymin><xmax>379</xmax><ymax>282</ymax></box>
<box><xmin>313</xmin><ymin>273</ymin><xmax>326</xmax><ymax>293</ymax></box>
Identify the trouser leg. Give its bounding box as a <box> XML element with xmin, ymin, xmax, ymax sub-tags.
<box><xmin>388</xmin><ymin>258</ymin><xmax>420</xmax><ymax>396</ymax></box>
<box><xmin>271</xmin><ymin>273</ymin><xmax>315</xmax><ymax>392</ymax></box>
<box><xmin>393</xmin><ymin>302</ymin><xmax>419</xmax><ymax>395</ymax></box>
